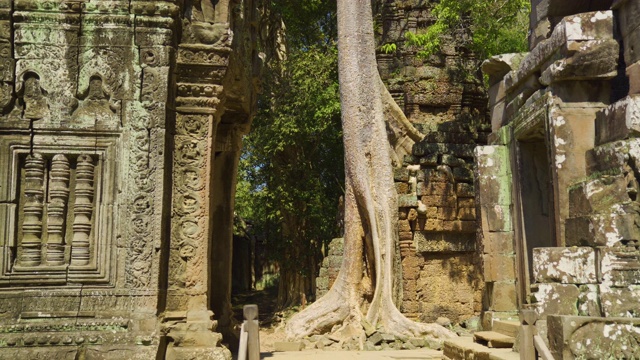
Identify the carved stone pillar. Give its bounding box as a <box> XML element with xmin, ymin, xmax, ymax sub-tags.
<box><xmin>45</xmin><ymin>154</ymin><xmax>70</xmax><ymax>266</ymax></box>
<box><xmin>69</xmin><ymin>154</ymin><xmax>95</xmax><ymax>267</ymax></box>
<box><xmin>164</xmin><ymin>3</ymin><xmax>233</xmax><ymax>356</ymax></box>
<box><xmin>16</xmin><ymin>153</ymin><xmax>45</xmax><ymax>268</ymax></box>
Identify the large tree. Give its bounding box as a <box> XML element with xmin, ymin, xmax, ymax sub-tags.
<box><xmin>285</xmin><ymin>0</ymin><xmax>454</xmax><ymax>342</ymax></box>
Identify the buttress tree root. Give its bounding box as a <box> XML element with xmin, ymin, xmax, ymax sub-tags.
<box><xmin>285</xmin><ymin>0</ymin><xmax>456</xmax><ymax>344</ymax></box>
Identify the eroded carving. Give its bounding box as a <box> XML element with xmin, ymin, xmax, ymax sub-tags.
<box><xmin>21</xmin><ymin>73</ymin><xmax>48</xmax><ymax>121</ymax></box>
<box><xmin>70</xmin><ymin>75</ymin><xmax>118</xmax><ymax>127</ymax></box>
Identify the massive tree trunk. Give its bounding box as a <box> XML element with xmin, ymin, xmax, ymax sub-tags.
<box><xmin>285</xmin><ymin>0</ymin><xmax>455</xmax><ymax>342</ymax></box>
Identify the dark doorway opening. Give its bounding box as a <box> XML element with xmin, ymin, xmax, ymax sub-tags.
<box><xmin>515</xmin><ymin>137</ymin><xmax>556</xmax><ymax>301</ymax></box>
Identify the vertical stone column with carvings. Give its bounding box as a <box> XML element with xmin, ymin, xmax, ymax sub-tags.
<box><xmin>164</xmin><ymin>2</ymin><xmax>233</xmax><ymax>359</ymax></box>
<box><xmin>17</xmin><ymin>153</ymin><xmax>45</xmax><ymax>267</ymax></box>
<box><xmin>70</xmin><ymin>154</ymin><xmax>94</xmax><ymax>267</ymax></box>
<box><xmin>45</xmin><ymin>154</ymin><xmax>70</xmax><ymax>266</ymax></box>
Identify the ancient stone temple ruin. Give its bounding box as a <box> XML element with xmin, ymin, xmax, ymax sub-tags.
<box><xmin>2</xmin><ymin>0</ymin><xmax>640</xmax><ymax>358</ymax></box>
<box><xmin>320</xmin><ymin>0</ymin><xmax>640</xmax><ymax>357</ymax></box>
<box><xmin>0</xmin><ymin>0</ymin><xmax>259</xmax><ymax>358</ymax></box>
<box><xmin>475</xmin><ymin>0</ymin><xmax>640</xmax><ymax>358</ymax></box>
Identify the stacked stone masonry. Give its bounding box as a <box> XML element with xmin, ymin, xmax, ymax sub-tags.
<box><xmin>0</xmin><ymin>0</ymin><xmax>260</xmax><ymax>359</ymax></box>
<box><xmin>376</xmin><ymin>0</ymin><xmax>487</xmax><ymax>324</ymax></box>
<box><xmin>484</xmin><ymin>0</ymin><xmax>640</xmax><ymax>358</ymax></box>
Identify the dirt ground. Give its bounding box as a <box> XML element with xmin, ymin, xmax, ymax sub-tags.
<box><xmin>231</xmin><ymin>286</ymin><xmax>291</xmax><ymax>352</ymax></box>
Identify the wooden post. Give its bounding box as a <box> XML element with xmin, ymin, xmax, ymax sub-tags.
<box><xmin>533</xmin><ymin>335</ymin><xmax>555</xmax><ymax>360</ymax></box>
<box><xmin>520</xmin><ymin>309</ymin><xmax>537</xmax><ymax>360</ymax></box>
<box><xmin>244</xmin><ymin>304</ymin><xmax>260</xmax><ymax>360</ymax></box>
<box><xmin>238</xmin><ymin>323</ymin><xmax>248</xmax><ymax>360</ymax></box>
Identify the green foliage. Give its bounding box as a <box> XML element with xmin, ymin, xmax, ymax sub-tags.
<box><xmin>405</xmin><ymin>0</ymin><xmax>530</xmax><ymax>59</ymax></box>
<box><xmin>380</xmin><ymin>43</ymin><xmax>397</xmax><ymax>54</ymax></box>
<box><xmin>236</xmin><ymin>2</ymin><xmax>343</xmax><ymax>292</ymax></box>
<box><xmin>267</xmin><ymin>0</ymin><xmax>337</xmax><ymax>48</ymax></box>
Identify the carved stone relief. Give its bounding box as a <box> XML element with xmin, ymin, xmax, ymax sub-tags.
<box><xmin>70</xmin><ymin>75</ymin><xmax>119</xmax><ymax>128</ymax></box>
<box><xmin>0</xmin><ymin>136</ymin><xmax>118</xmax><ymax>286</ymax></box>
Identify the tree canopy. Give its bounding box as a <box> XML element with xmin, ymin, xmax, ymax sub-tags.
<box><xmin>236</xmin><ymin>0</ymin><xmax>342</xmax><ymax>307</ymax></box>
<box><xmin>405</xmin><ymin>0</ymin><xmax>530</xmax><ymax>59</ymax></box>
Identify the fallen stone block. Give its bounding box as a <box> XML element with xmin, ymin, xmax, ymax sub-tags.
<box><xmin>274</xmin><ymin>341</ymin><xmax>304</xmax><ymax>352</ymax></box>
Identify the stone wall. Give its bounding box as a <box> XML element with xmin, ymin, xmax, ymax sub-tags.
<box><xmin>484</xmin><ymin>0</ymin><xmax>640</xmax><ymax>357</ymax></box>
<box><xmin>376</xmin><ymin>0</ymin><xmax>487</xmax><ymax>324</ymax></box>
<box><xmin>0</xmin><ymin>1</ymin><xmax>260</xmax><ymax>359</ymax></box>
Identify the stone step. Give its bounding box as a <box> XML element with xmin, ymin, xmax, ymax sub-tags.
<box><xmin>443</xmin><ymin>336</ymin><xmax>519</xmax><ymax>360</ymax></box>
<box><xmin>492</xmin><ymin>320</ymin><xmax>520</xmax><ymax>338</ymax></box>
<box><xmin>473</xmin><ymin>331</ymin><xmax>515</xmax><ymax>348</ymax></box>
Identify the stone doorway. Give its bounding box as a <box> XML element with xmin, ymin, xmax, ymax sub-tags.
<box><xmin>514</xmin><ymin>135</ymin><xmax>556</xmax><ymax>304</ymax></box>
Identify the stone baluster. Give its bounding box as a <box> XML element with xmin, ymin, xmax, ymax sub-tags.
<box><xmin>45</xmin><ymin>154</ymin><xmax>70</xmax><ymax>265</ymax></box>
<box><xmin>70</xmin><ymin>155</ymin><xmax>94</xmax><ymax>266</ymax></box>
<box><xmin>18</xmin><ymin>153</ymin><xmax>46</xmax><ymax>267</ymax></box>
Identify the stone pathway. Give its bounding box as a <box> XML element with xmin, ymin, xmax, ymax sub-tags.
<box><xmin>259</xmin><ymin>349</ymin><xmax>443</xmax><ymax>360</ymax></box>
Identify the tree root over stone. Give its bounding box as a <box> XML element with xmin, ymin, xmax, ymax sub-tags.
<box><xmin>286</xmin><ymin>0</ymin><xmax>456</xmax><ymax>347</ymax></box>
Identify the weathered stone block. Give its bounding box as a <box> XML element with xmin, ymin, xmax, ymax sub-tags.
<box><xmin>84</xmin><ymin>346</ymin><xmax>158</xmax><ymax>360</ymax></box>
<box><xmin>437</xmin><ymin>207</ymin><xmax>457</xmax><ymax>221</ymax></box>
<box><xmin>421</xmin><ymin>194</ymin><xmax>456</xmax><ymax>208</ymax></box>
<box><xmin>547</xmin><ymin>315</ymin><xmax>640</xmax><ymax>360</ymax></box>
<box><xmin>456</xmin><ymin>183</ymin><xmax>474</xmax><ymax>198</ymax></box>
<box><xmin>483</xmin><ymin>253</ymin><xmax>516</xmax><ymax>282</ymax></box>
<box><xmin>577</xmin><ymin>284</ymin><xmax>601</xmax><ymax>317</ymax></box>
<box><xmin>596</xmin><ymin>95</ymin><xmax>640</xmax><ymax>145</ymax></box>
<box><xmin>623</xmin><ymin>25</ymin><xmax>640</xmax><ymax>65</ymax></box>
<box><xmin>395</xmin><ymin>182</ymin><xmax>410</xmax><ymax>194</ymax></box>
<box><xmin>599</xmin><ymin>246</ymin><xmax>640</xmax><ymax>286</ymax></box>
<box><xmin>452</xmin><ymin>166</ymin><xmax>473</xmax><ymax>182</ymax></box>
<box><xmin>441</xmin><ymin>154</ymin><xmax>466</xmax><ymax>167</ymax></box>
<box><xmin>568</xmin><ymin>176</ymin><xmax>629</xmax><ymax>217</ymax></box>
<box><xmin>418</xmin><ymin>181</ymin><xmax>454</xmax><ymax>196</ymax></box>
<box><xmin>476</xmin><ymin>174</ymin><xmax>512</xmax><ymax>206</ymax></box>
<box><xmin>529</xmin><ymin>17</ymin><xmax>551</xmax><ymax>48</ymax></box>
<box><xmin>457</xmin><ymin>207</ymin><xmax>476</xmax><ymax>221</ymax></box>
<box><xmin>540</xmin><ymin>39</ymin><xmax>618</xmax><ymax>85</ymax></box>
<box><xmin>394</xmin><ymin>168</ymin><xmax>410</xmax><ymax>182</ymax></box>
<box><xmin>566</xmin><ymin>205</ymin><xmax>640</xmax><ymax>247</ymax></box>
<box><xmin>488</xmin><ymin>79</ymin><xmax>507</xmax><ymax>105</ymax></box>
<box><xmin>482</xmin><ymin>53</ymin><xmax>526</xmax><ymax>87</ymax></box>
<box><xmin>0</xmin><ymin>348</ymin><xmax>79</xmax><ymax>359</ymax></box>
<box><xmin>441</xmin><ymin>220</ymin><xmax>476</xmax><ymax>233</ymax></box>
<box><xmin>490</xmin><ymin>281</ymin><xmax>518</xmax><ymax>311</ymax></box>
<box><xmin>457</xmin><ymin>198</ymin><xmax>476</xmax><ymax>208</ymax></box>
<box><xmin>532</xmin><ymin>283</ymin><xmax>580</xmax><ymax>318</ymax></box>
<box><xmin>490</xmin><ymin>99</ymin><xmax>506</xmax><ymax>132</ymax></box>
<box><xmin>413</xmin><ymin>232</ymin><xmax>475</xmax><ymax>253</ymax></box>
<box><xmin>626</xmin><ymin>60</ymin><xmax>640</xmax><ymax>95</ymax></box>
<box><xmin>398</xmin><ymin>194</ymin><xmax>418</xmax><ymax>207</ymax></box>
<box><xmin>587</xmin><ymin>140</ymin><xmax>630</xmax><ymax>174</ymax></box>
<box><xmin>482</xmin><ymin>231</ymin><xmax>514</xmax><ymax>254</ymax></box>
<box><xmin>599</xmin><ymin>285</ymin><xmax>640</xmax><ymax>317</ymax></box>
<box><xmin>398</xmin><ymin>219</ymin><xmax>412</xmax><ymax>232</ymax></box>
<box><xmin>480</xmin><ymin>204</ymin><xmax>513</xmax><ymax>232</ymax></box>
<box><xmin>533</xmin><ymin>247</ymin><xmax>597</xmax><ymax>284</ymax></box>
